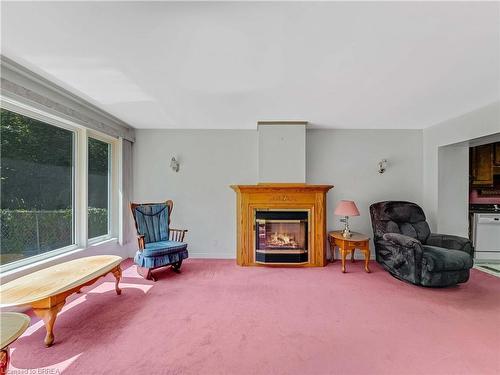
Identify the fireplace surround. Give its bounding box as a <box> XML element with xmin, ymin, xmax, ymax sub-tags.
<box><xmin>231</xmin><ymin>184</ymin><xmax>333</xmax><ymax>266</ymax></box>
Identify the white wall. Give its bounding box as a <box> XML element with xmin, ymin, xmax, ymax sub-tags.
<box><xmin>133</xmin><ymin>130</ymin><xmax>258</xmax><ymax>258</ymax></box>
<box><xmin>306</xmin><ymin>129</ymin><xmax>423</xmax><ymax>258</ymax></box>
<box><xmin>423</xmin><ymin>101</ymin><xmax>500</xmax><ymax>233</ymax></box>
<box><xmin>133</xmin><ymin>129</ymin><xmax>423</xmax><ymax>259</ymax></box>
<box><xmin>132</xmin><ymin>105</ymin><xmax>499</xmax><ymax>260</ymax></box>
<box><xmin>258</xmin><ymin>124</ymin><xmax>306</xmax><ymax>183</ymax></box>
<box><xmin>437</xmin><ymin>146</ymin><xmax>469</xmax><ymax>236</ymax></box>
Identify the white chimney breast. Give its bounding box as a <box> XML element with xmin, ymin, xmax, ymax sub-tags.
<box><xmin>258</xmin><ymin>122</ymin><xmax>307</xmax><ymax>183</ymax></box>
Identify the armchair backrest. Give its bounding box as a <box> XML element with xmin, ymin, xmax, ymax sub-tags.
<box><xmin>130</xmin><ymin>201</ymin><xmax>173</xmax><ymax>244</ymax></box>
<box><xmin>369</xmin><ymin>201</ymin><xmax>430</xmax><ymax>243</ymax></box>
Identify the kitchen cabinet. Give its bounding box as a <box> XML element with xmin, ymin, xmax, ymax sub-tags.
<box><xmin>495</xmin><ymin>143</ymin><xmax>500</xmax><ymax>166</ymax></box>
<box><xmin>471</xmin><ymin>144</ymin><xmax>493</xmax><ymax>187</ymax></box>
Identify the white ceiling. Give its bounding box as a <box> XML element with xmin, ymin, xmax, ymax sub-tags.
<box><xmin>1</xmin><ymin>1</ymin><xmax>499</xmax><ymax>130</ymax></box>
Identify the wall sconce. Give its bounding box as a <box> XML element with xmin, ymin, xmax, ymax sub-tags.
<box><xmin>378</xmin><ymin>159</ymin><xmax>388</xmax><ymax>174</ymax></box>
<box><xmin>170</xmin><ymin>156</ymin><xmax>180</xmax><ymax>172</ymax></box>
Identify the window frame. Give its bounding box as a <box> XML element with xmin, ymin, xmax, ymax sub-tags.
<box><xmin>87</xmin><ymin>132</ymin><xmax>115</xmax><ymax>244</ymax></box>
<box><xmin>0</xmin><ymin>98</ymin><xmax>120</xmax><ymax>273</ymax></box>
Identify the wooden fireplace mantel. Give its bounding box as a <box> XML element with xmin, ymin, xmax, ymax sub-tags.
<box><xmin>230</xmin><ymin>183</ymin><xmax>334</xmax><ymax>267</ymax></box>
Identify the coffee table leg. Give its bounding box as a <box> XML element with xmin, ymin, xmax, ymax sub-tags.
<box><xmin>33</xmin><ymin>302</ymin><xmax>65</xmax><ymax>347</ymax></box>
<box><xmin>111</xmin><ymin>266</ymin><xmax>122</xmax><ymax>295</ymax></box>
<box><xmin>0</xmin><ymin>347</ymin><xmax>9</xmax><ymax>375</ymax></box>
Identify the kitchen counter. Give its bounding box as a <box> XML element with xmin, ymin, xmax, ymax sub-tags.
<box><xmin>469</xmin><ymin>204</ymin><xmax>500</xmax><ymax>213</ymax></box>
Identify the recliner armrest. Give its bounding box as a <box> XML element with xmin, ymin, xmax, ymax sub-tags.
<box><xmin>383</xmin><ymin>233</ymin><xmax>422</xmax><ymax>249</ymax></box>
<box><xmin>426</xmin><ymin>233</ymin><xmax>473</xmax><ymax>256</ymax></box>
<box><xmin>380</xmin><ymin>233</ymin><xmax>424</xmax><ymax>284</ymax></box>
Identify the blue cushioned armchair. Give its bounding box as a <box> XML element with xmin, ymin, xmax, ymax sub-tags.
<box><xmin>131</xmin><ymin>200</ymin><xmax>188</xmax><ymax>281</ymax></box>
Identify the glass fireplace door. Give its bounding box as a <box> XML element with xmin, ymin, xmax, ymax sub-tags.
<box><xmin>255</xmin><ymin>210</ymin><xmax>309</xmax><ymax>263</ymax></box>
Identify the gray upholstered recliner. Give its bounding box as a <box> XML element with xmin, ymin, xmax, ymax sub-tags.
<box><xmin>369</xmin><ymin>201</ymin><xmax>473</xmax><ymax>287</ymax></box>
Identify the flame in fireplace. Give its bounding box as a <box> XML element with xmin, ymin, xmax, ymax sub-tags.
<box><xmin>268</xmin><ymin>232</ymin><xmax>299</xmax><ymax>248</ymax></box>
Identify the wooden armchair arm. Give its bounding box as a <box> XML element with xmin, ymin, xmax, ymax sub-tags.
<box><xmin>137</xmin><ymin>235</ymin><xmax>145</xmax><ymax>250</ymax></box>
<box><xmin>169</xmin><ymin>229</ymin><xmax>188</xmax><ymax>242</ymax></box>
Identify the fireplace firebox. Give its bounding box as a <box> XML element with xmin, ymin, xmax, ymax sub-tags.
<box><xmin>255</xmin><ymin>210</ymin><xmax>309</xmax><ymax>264</ymax></box>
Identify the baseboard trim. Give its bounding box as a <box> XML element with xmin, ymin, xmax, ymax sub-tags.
<box><xmin>188</xmin><ymin>252</ymin><xmax>236</xmax><ymax>259</ymax></box>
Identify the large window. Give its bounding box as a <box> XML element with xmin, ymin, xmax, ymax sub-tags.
<box><xmin>0</xmin><ymin>106</ymin><xmax>118</xmax><ymax>270</ymax></box>
<box><xmin>88</xmin><ymin>137</ymin><xmax>110</xmax><ymax>239</ymax></box>
<box><xmin>0</xmin><ymin>109</ymin><xmax>74</xmax><ymax>265</ymax></box>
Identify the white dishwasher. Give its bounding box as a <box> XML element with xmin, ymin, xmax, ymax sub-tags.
<box><xmin>473</xmin><ymin>213</ymin><xmax>500</xmax><ymax>260</ymax></box>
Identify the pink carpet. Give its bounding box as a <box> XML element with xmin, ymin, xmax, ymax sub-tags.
<box><xmin>8</xmin><ymin>259</ymin><xmax>500</xmax><ymax>374</ymax></box>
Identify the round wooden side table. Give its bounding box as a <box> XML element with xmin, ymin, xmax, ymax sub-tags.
<box><xmin>328</xmin><ymin>231</ymin><xmax>371</xmax><ymax>273</ymax></box>
<box><xmin>1</xmin><ymin>312</ymin><xmax>30</xmax><ymax>375</ymax></box>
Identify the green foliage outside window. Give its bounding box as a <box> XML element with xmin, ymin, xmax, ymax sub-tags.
<box><xmin>1</xmin><ymin>109</ymin><xmax>73</xmax><ymax>210</ymax></box>
<box><xmin>0</xmin><ymin>109</ymin><xmax>110</xmax><ymax>265</ymax></box>
<box><xmin>88</xmin><ymin>138</ymin><xmax>110</xmax><ymax>238</ymax></box>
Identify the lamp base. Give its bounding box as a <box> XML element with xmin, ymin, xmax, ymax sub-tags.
<box><xmin>342</xmin><ymin>228</ymin><xmax>352</xmax><ymax>238</ymax></box>
<box><xmin>342</xmin><ymin>216</ymin><xmax>352</xmax><ymax>238</ymax></box>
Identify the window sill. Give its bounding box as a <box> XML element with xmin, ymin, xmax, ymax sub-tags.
<box><xmin>88</xmin><ymin>236</ymin><xmax>116</xmax><ymax>247</ymax></box>
<box><xmin>0</xmin><ymin>238</ymin><xmax>118</xmax><ymax>281</ymax></box>
<box><xmin>1</xmin><ymin>246</ymin><xmax>83</xmax><ymax>278</ymax></box>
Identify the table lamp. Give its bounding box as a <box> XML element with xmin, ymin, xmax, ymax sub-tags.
<box><xmin>334</xmin><ymin>200</ymin><xmax>360</xmax><ymax>238</ymax></box>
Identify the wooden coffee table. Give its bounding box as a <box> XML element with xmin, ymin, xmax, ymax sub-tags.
<box><xmin>0</xmin><ymin>255</ymin><xmax>122</xmax><ymax>347</ymax></box>
<box><xmin>1</xmin><ymin>312</ymin><xmax>30</xmax><ymax>375</ymax></box>
<box><xmin>328</xmin><ymin>231</ymin><xmax>371</xmax><ymax>273</ymax></box>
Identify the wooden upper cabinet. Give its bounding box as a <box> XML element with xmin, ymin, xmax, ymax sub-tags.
<box><xmin>494</xmin><ymin>143</ymin><xmax>500</xmax><ymax>166</ymax></box>
<box><xmin>471</xmin><ymin>144</ymin><xmax>493</xmax><ymax>187</ymax></box>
